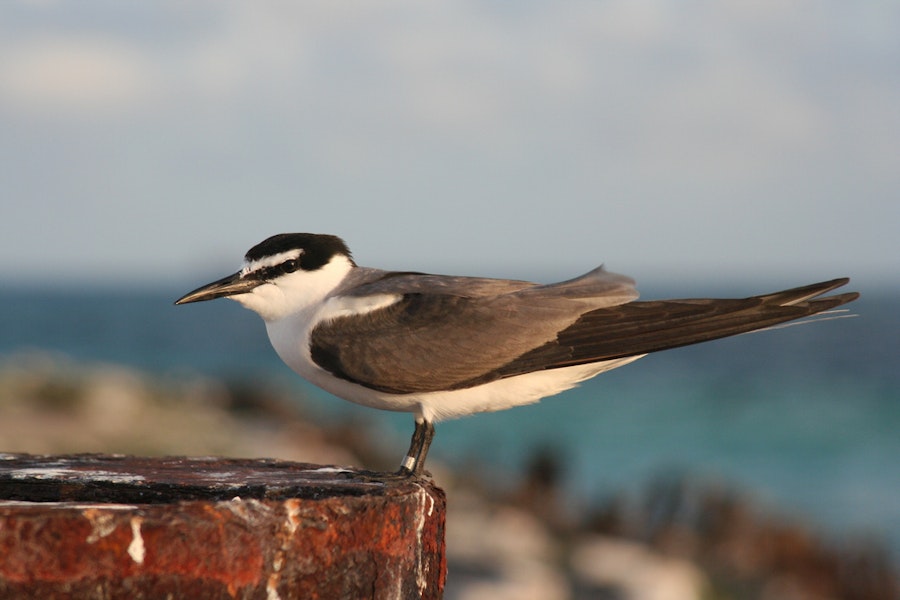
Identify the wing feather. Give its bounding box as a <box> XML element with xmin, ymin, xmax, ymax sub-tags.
<box><xmin>310</xmin><ymin>275</ymin><xmax>857</xmax><ymax>394</ymax></box>
<box><xmin>485</xmin><ymin>278</ymin><xmax>858</xmax><ymax>379</ymax></box>
<box><xmin>310</xmin><ymin>267</ymin><xmax>638</xmax><ymax>393</ymax></box>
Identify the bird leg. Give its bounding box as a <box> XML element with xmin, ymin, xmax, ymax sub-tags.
<box><xmin>398</xmin><ymin>420</ymin><xmax>435</xmax><ymax>476</ymax></box>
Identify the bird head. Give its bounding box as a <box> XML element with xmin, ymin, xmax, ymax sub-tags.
<box><xmin>175</xmin><ymin>233</ymin><xmax>355</xmax><ymax>322</ymax></box>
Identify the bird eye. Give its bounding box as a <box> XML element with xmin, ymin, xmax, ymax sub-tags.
<box><xmin>282</xmin><ymin>259</ymin><xmax>300</xmax><ymax>273</ymax></box>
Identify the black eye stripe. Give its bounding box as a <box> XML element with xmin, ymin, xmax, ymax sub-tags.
<box><xmin>253</xmin><ymin>258</ymin><xmax>303</xmax><ymax>281</ymax></box>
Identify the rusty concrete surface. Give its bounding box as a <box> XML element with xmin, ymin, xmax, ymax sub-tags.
<box><xmin>0</xmin><ymin>453</ymin><xmax>446</xmax><ymax>599</ymax></box>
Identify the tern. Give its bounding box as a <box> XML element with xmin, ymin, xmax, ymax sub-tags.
<box><xmin>175</xmin><ymin>233</ymin><xmax>858</xmax><ymax>476</ymax></box>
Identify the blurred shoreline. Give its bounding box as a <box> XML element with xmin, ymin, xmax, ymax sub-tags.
<box><xmin>1</xmin><ymin>354</ymin><xmax>896</xmax><ymax>600</ymax></box>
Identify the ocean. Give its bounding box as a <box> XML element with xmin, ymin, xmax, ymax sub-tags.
<box><xmin>1</xmin><ymin>281</ymin><xmax>898</xmax><ymax>558</ymax></box>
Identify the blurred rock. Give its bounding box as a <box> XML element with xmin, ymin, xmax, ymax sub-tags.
<box><xmin>0</xmin><ymin>354</ymin><xmax>358</xmax><ymax>465</ymax></box>
<box><xmin>571</xmin><ymin>535</ymin><xmax>707</xmax><ymax>600</ymax></box>
<box><xmin>2</xmin><ymin>354</ymin><xmax>898</xmax><ymax>600</ymax></box>
<box><xmin>445</xmin><ymin>491</ymin><xmax>568</xmax><ymax>600</ymax></box>
<box><xmin>587</xmin><ymin>473</ymin><xmax>900</xmax><ymax>600</ymax></box>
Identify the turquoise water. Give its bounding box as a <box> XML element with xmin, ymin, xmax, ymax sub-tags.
<box><xmin>1</xmin><ymin>284</ymin><xmax>897</xmax><ymax>556</ymax></box>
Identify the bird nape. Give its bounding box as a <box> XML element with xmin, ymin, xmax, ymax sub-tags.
<box><xmin>175</xmin><ymin>233</ymin><xmax>859</xmax><ymax>477</ymax></box>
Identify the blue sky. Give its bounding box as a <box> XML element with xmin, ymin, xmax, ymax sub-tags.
<box><xmin>1</xmin><ymin>2</ymin><xmax>897</xmax><ymax>288</ymax></box>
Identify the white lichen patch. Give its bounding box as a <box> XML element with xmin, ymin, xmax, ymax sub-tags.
<box><xmin>127</xmin><ymin>516</ymin><xmax>145</xmax><ymax>564</ymax></box>
<box><xmin>9</xmin><ymin>467</ymin><xmax>145</xmax><ymax>484</ymax></box>
<box><xmin>83</xmin><ymin>509</ymin><xmax>119</xmax><ymax>543</ymax></box>
<box><xmin>415</xmin><ymin>486</ymin><xmax>436</xmax><ymax>596</ymax></box>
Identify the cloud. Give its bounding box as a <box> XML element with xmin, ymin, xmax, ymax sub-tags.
<box><xmin>0</xmin><ymin>35</ymin><xmax>159</xmax><ymax>115</ymax></box>
<box><xmin>0</xmin><ymin>1</ymin><xmax>897</xmax><ymax>281</ymax></box>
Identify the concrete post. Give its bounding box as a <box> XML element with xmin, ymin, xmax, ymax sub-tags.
<box><xmin>0</xmin><ymin>453</ymin><xmax>446</xmax><ymax>599</ymax></box>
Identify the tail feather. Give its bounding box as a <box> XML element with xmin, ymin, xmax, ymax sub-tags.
<box><xmin>747</xmin><ymin>308</ymin><xmax>857</xmax><ymax>333</ymax></box>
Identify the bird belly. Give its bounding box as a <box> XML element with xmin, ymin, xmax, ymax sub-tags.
<box><xmin>287</xmin><ymin>357</ymin><xmax>643</xmax><ymax>421</ymax></box>
<box><xmin>413</xmin><ymin>356</ymin><xmax>645</xmax><ymax>421</ymax></box>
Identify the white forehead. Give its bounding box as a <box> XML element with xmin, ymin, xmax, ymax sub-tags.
<box><xmin>241</xmin><ymin>249</ymin><xmax>303</xmax><ymax>275</ymax></box>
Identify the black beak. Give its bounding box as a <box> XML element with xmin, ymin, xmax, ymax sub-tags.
<box><xmin>174</xmin><ymin>271</ymin><xmax>264</xmax><ymax>305</ymax></box>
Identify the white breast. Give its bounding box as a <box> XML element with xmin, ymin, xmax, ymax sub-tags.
<box><xmin>264</xmin><ymin>292</ymin><xmax>401</xmax><ymax>396</ymax></box>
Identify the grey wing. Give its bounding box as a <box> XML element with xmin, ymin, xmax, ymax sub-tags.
<box><xmin>488</xmin><ymin>278</ymin><xmax>858</xmax><ymax>378</ymax></box>
<box><xmin>337</xmin><ymin>268</ymin><xmax>535</xmax><ymax>297</ymax></box>
<box><xmin>341</xmin><ymin>265</ymin><xmax>637</xmax><ymax>300</ymax></box>
<box><xmin>310</xmin><ymin>267</ymin><xmax>640</xmax><ymax>394</ymax></box>
<box><xmin>310</xmin><ymin>277</ymin><xmax>858</xmax><ymax>394</ymax></box>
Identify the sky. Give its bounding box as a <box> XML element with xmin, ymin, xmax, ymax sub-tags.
<box><xmin>1</xmin><ymin>1</ymin><xmax>898</xmax><ymax>290</ymax></box>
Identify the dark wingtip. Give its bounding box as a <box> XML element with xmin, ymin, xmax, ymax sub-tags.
<box><xmin>836</xmin><ymin>290</ymin><xmax>860</xmax><ymax>303</ymax></box>
<box><xmin>758</xmin><ymin>277</ymin><xmax>857</xmax><ymax>306</ymax></box>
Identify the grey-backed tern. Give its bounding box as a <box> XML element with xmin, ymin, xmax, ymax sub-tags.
<box><xmin>176</xmin><ymin>233</ymin><xmax>858</xmax><ymax>476</ymax></box>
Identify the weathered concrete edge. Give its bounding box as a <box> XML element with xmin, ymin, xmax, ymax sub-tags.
<box><xmin>0</xmin><ymin>456</ymin><xmax>447</xmax><ymax>600</ymax></box>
